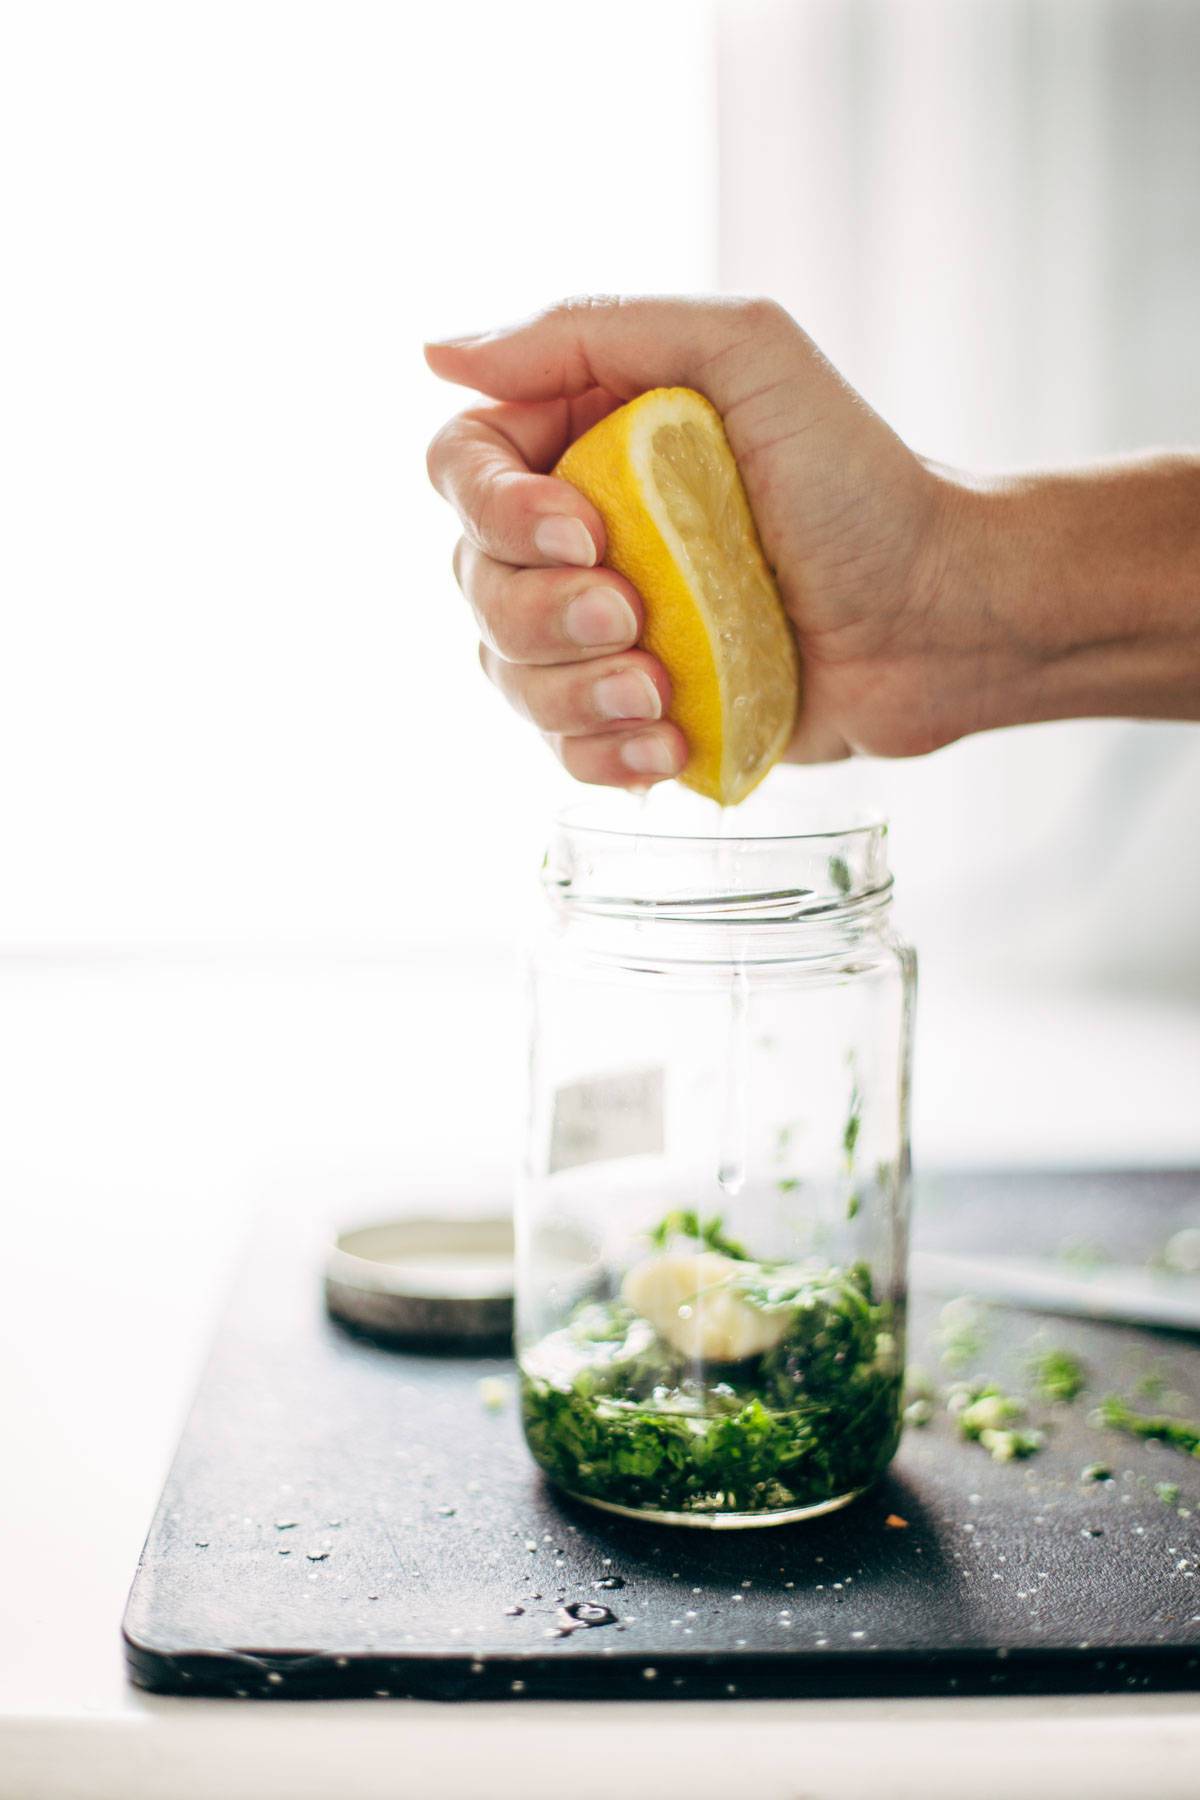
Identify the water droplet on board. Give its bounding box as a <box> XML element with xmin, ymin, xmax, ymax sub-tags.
<box><xmin>553</xmin><ymin>1603</ymin><xmax>617</xmax><ymax>1636</ymax></box>
<box><xmin>438</xmin><ymin>1506</ymin><xmax>456</xmax><ymax>1518</ymax></box>
<box><xmin>504</xmin><ymin>1605</ymin><xmax>525</xmax><ymax>1617</ymax></box>
<box><xmin>593</xmin><ymin>1575</ymin><xmax>626</xmax><ymax>1591</ymax></box>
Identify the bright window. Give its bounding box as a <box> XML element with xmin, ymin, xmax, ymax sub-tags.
<box><xmin>0</xmin><ymin>1</ymin><xmax>716</xmax><ymax>949</ymax></box>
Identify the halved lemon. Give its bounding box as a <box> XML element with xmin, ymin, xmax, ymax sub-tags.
<box><xmin>554</xmin><ymin>387</ymin><xmax>799</xmax><ymax>805</ymax></box>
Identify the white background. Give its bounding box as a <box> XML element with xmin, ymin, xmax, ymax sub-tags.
<box><xmin>0</xmin><ymin>0</ymin><xmax>714</xmax><ymax>950</ymax></box>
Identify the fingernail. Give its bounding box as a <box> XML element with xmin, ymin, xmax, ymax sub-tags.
<box><xmin>534</xmin><ymin>515</ymin><xmax>597</xmax><ymax>567</ymax></box>
<box><xmin>564</xmin><ymin>587</ymin><xmax>637</xmax><ymax>648</ymax></box>
<box><xmin>620</xmin><ymin>733</ymin><xmax>678</xmax><ymax>777</ymax></box>
<box><xmin>425</xmin><ymin>330</ymin><xmax>487</xmax><ymax>348</ymax></box>
<box><xmin>594</xmin><ymin>671</ymin><xmax>662</xmax><ymax>723</ymax></box>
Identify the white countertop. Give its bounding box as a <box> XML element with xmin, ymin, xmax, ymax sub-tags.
<box><xmin>2</xmin><ymin>950</ymin><xmax>1198</xmax><ymax>1800</ymax></box>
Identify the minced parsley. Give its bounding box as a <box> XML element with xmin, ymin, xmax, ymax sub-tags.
<box><xmin>1028</xmin><ymin>1345</ymin><xmax>1087</xmax><ymax>1405</ymax></box>
<box><xmin>1091</xmin><ymin>1396</ymin><xmax>1200</xmax><ymax>1458</ymax></box>
<box><xmin>646</xmin><ymin>1210</ymin><xmax>749</xmax><ymax>1261</ymax></box>
<box><xmin>948</xmin><ymin>1379</ymin><xmax>1044</xmax><ymax>1463</ymax></box>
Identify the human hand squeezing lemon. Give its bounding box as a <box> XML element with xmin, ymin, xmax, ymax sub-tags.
<box><xmin>426</xmin><ymin>295</ymin><xmax>1200</xmax><ymax>801</ymax></box>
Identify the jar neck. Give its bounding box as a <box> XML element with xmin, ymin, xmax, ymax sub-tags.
<box><xmin>545</xmin><ymin>902</ymin><xmax>898</xmax><ymax>973</ymax></box>
<box><xmin>541</xmin><ymin>800</ymin><xmax>897</xmax><ymax>969</ymax></box>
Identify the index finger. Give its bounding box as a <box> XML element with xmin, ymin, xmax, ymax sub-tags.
<box><xmin>425</xmin><ymin>398</ymin><xmax>612</xmax><ymax>569</ymax></box>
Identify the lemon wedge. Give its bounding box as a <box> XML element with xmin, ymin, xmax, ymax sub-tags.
<box><xmin>554</xmin><ymin>387</ymin><xmax>799</xmax><ymax>805</ymax></box>
<box><xmin>622</xmin><ymin>1251</ymin><xmax>791</xmax><ymax>1362</ymax></box>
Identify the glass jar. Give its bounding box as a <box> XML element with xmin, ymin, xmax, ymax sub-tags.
<box><xmin>516</xmin><ymin>792</ymin><xmax>916</xmax><ymax>1529</ymax></box>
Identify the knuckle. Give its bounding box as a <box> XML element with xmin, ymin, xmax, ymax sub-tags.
<box><xmin>474</xmin><ymin>480</ymin><xmax>502</xmax><ymax>550</ymax></box>
<box><xmin>486</xmin><ymin>568</ymin><xmax>558</xmax><ymax>662</ymax></box>
<box><xmin>557</xmin><ymin>292</ymin><xmax>619</xmax><ymax>320</ymax></box>
<box><xmin>740</xmin><ymin>295</ymin><xmax>790</xmax><ymax>334</ymax></box>
<box><xmin>425</xmin><ymin>419</ymin><xmax>456</xmax><ymax>486</ymax></box>
<box><xmin>472</xmin><ymin>469</ymin><xmax>527</xmax><ymax>559</ymax></box>
<box><xmin>485</xmin><ymin>608</ymin><xmax>522</xmax><ymax>662</ymax></box>
<box><xmin>557</xmin><ymin>739</ymin><xmax>598</xmax><ymax>784</ymax></box>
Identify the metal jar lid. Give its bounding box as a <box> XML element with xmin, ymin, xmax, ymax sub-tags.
<box><xmin>324</xmin><ymin>1215</ymin><xmax>514</xmax><ymax>1348</ymax></box>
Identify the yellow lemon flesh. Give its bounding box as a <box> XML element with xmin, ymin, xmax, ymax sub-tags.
<box><xmin>554</xmin><ymin>387</ymin><xmax>799</xmax><ymax>806</ymax></box>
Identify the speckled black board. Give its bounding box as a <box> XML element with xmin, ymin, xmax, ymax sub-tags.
<box><xmin>123</xmin><ymin>1170</ymin><xmax>1200</xmax><ymax>1700</ymax></box>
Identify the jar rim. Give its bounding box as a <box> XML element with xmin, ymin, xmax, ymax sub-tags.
<box><xmin>554</xmin><ymin>796</ymin><xmax>888</xmax><ymax>849</ymax></box>
<box><xmin>544</xmin><ymin>792</ymin><xmax>894</xmax><ymax>928</ymax></box>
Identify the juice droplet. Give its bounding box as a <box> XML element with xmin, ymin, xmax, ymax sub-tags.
<box><xmin>717</xmin><ymin>964</ymin><xmax>750</xmax><ymax>1197</ymax></box>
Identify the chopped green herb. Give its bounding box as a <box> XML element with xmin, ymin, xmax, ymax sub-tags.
<box><xmin>946</xmin><ymin>1380</ymin><xmax>1043</xmax><ymax>1460</ymax></box>
<box><xmin>1135</xmin><ymin>1370</ymin><xmax>1168</xmax><ymax>1403</ymax></box>
<box><xmin>647</xmin><ymin>1210</ymin><xmax>749</xmax><ymax>1261</ymax></box>
<box><xmin>979</xmin><ymin>1426</ymin><xmax>1044</xmax><ymax>1463</ymax></box>
<box><xmin>1155</xmin><ymin>1481</ymin><xmax>1181</xmax><ymax>1506</ymax></box>
<box><xmin>846</xmin><ymin>1191</ymin><xmax>861</xmax><ymax>1221</ymax></box>
<box><xmin>776</xmin><ymin>1177</ymin><xmax>801</xmax><ymax>1195</ymax></box>
<box><xmin>956</xmin><ymin>1385</ymin><xmax>1026</xmax><ymax>1440</ymax></box>
<box><xmin>1091</xmin><ymin>1396</ymin><xmax>1200</xmax><ymax>1458</ymax></box>
<box><xmin>829</xmin><ymin>855</ymin><xmax>852</xmax><ymax>895</ymax></box>
<box><xmin>1028</xmin><ymin>1346</ymin><xmax>1087</xmax><ymax>1405</ymax></box>
<box><xmin>937</xmin><ymin>1298</ymin><xmax>987</xmax><ymax>1372</ymax></box>
<box><xmin>903</xmin><ymin>1397</ymin><xmax>933</xmax><ymax>1428</ymax></box>
<box><xmin>520</xmin><ymin>1260</ymin><xmax>902</xmax><ymax>1518</ymax></box>
<box><xmin>843</xmin><ymin>1090</ymin><xmax>862</xmax><ymax>1160</ymax></box>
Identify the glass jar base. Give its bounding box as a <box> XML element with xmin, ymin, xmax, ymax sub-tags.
<box><xmin>559</xmin><ymin>1483</ymin><xmax>868</xmax><ymax>1531</ymax></box>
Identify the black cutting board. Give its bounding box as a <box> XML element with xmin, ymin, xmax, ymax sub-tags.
<box><xmin>124</xmin><ymin>1170</ymin><xmax>1200</xmax><ymax>1700</ymax></box>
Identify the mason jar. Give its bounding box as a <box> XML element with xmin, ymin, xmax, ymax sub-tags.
<box><xmin>516</xmin><ymin>791</ymin><xmax>916</xmax><ymax>1529</ymax></box>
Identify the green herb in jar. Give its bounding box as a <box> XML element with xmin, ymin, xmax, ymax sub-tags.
<box><xmin>646</xmin><ymin>1210</ymin><xmax>750</xmax><ymax>1261</ymax></box>
<box><xmin>520</xmin><ymin>1219</ymin><xmax>902</xmax><ymax>1519</ymax></box>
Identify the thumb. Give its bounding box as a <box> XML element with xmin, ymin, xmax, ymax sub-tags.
<box><xmin>424</xmin><ymin>293</ymin><xmax>798</xmax><ymax>411</ymax></box>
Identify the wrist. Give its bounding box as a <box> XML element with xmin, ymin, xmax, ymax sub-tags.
<box><xmin>907</xmin><ymin>467</ymin><xmax>1054</xmax><ymax>743</ymax></box>
<box><xmin>921</xmin><ymin>458</ymin><xmax>1200</xmax><ymax>736</ymax></box>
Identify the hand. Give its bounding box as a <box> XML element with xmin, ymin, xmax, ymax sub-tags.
<box><xmin>425</xmin><ymin>295</ymin><xmax>1200</xmax><ymax>787</ymax></box>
